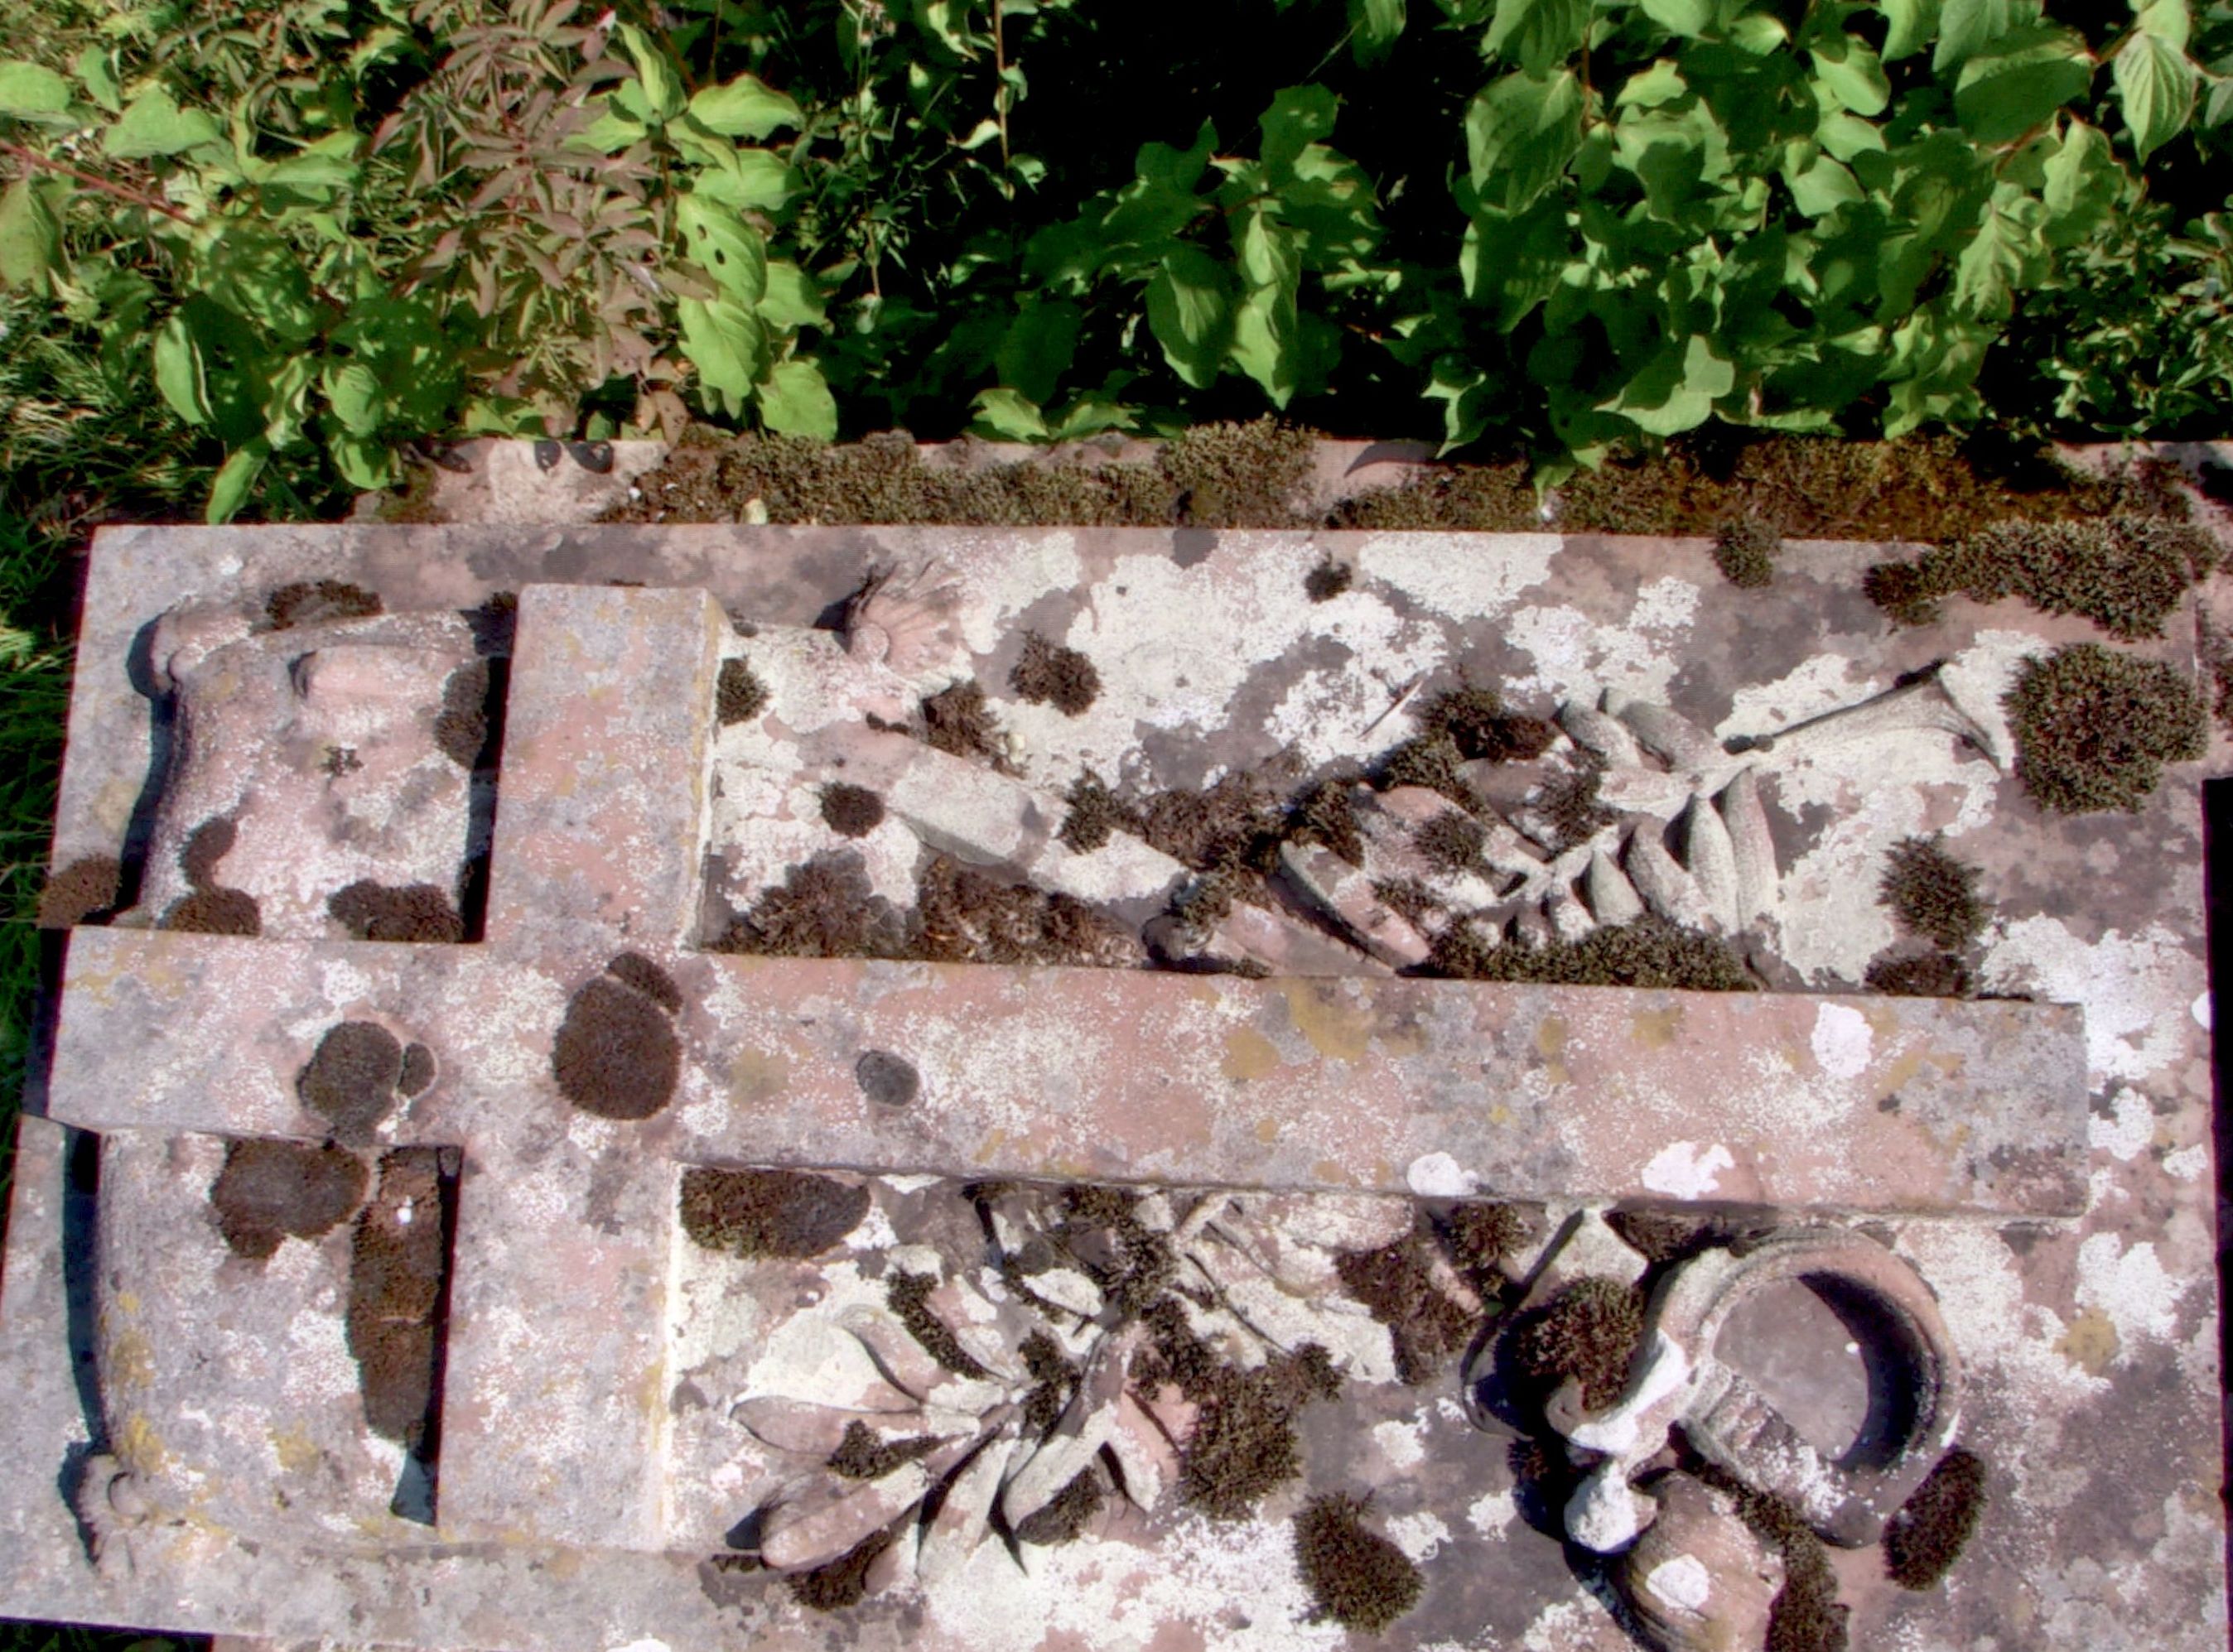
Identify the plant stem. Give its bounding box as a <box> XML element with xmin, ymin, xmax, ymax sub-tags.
<box><xmin>0</xmin><ymin>141</ymin><xmax>192</xmax><ymax>223</ymax></box>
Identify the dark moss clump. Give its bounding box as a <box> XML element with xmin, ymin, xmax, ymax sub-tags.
<box><xmin>1429</xmin><ymin>918</ymin><xmax>1753</xmax><ymax>992</ymax></box>
<box><xmin>1415</xmin><ymin>811</ymin><xmax>1487</xmax><ymax>875</ymax></box>
<box><xmin>1502</xmin><ymin>1276</ymin><xmax>1645</xmax><ymax>1411</ymax></box>
<box><xmin>1539</xmin><ymin>753</ymin><xmax>1614</xmax><ymax>852</ymax></box>
<box><xmin>1285</xmin><ymin>777</ymin><xmax>1364</xmax><ymax>866</ymax></box>
<box><xmin>1715</xmin><ymin>517</ymin><xmax>1781</xmax><ymax>588</ymax></box>
<box><xmin>1865</xmin><ymin>947</ymin><xmax>1974</xmax><ymax>995</ymax></box>
<box><xmin>1883</xmin><ymin>1446</ymin><xmax>1987</xmax><ymax>1590</ymax></box>
<box><xmin>604</xmin><ymin>951</ymin><xmax>682</xmax><ymax>1013</ymax></box>
<box><xmin>1034</xmin><ymin>1182</ymin><xmax>1177</xmax><ymax>1318</ymax></box>
<box><xmin>1140</xmin><ymin>1298</ymin><xmax>1340</xmax><ymax>1519</ymax></box>
<box><xmin>1294</xmin><ymin>1494</ymin><xmax>1425</xmax><ymax>1633</ymax></box>
<box><xmin>919</xmin><ymin>680</ymin><xmax>1005</xmax><ymax>763</ymax></box>
<box><xmin>398</xmin><ymin>1042</ymin><xmax>437</xmax><ymax>1096</ymax></box>
<box><xmin>1160</xmin><ymin>417</ymin><xmax>1314</xmax><ymax>527</ymax></box>
<box><xmin>1691</xmin><ymin>1464</ymin><xmax>1850</xmax><ymax>1652</ymax></box>
<box><xmin>820</xmin><ymin>782</ymin><xmax>885</xmax><ymax>838</ymax></box>
<box><xmin>1335</xmin><ymin>1214</ymin><xmax>1479</xmax><ymax>1385</ymax></box>
<box><xmin>681</xmin><ymin>1167</ymin><xmax>869</xmax><ymax>1259</ymax></box>
<box><xmin>1009</xmin><ymin>633</ymin><xmax>1101</xmax><ymax>715</ymax></box>
<box><xmin>713</xmin><ymin>850</ymin><xmax>908</xmax><ymax>959</ymax></box>
<box><xmin>162</xmin><ymin>816</ymin><xmax>262</xmax><ymax>935</ymax></box>
<box><xmin>2004</xmin><ymin>643</ymin><xmax>2206</xmax><ymax>813</ymax></box>
<box><xmin>432</xmin><ymin>659</ymin><xmax>492</xmax><ymax>768</ymax></box>
<box><xmin>1019</xmin><ymin>1329</ymin><xmax>1080</xmax><ymax>1434</ymax></box>
<box><xmin>1014</xmin><ymin>1467</ymin><xmax>1108</xmax><ymax>1545</ymax></box>
<box><xmin>1864</xmin><ymin>516</ymin><xmax>2217</xmax><ymax>639</ymax></box>
<box><xmin>827</xmin><ymin>1420</ymin><xmax>943</xmax><ymax>1481</ymax></box>
<box><xmin>210</xmin><ymin>1138</ymin><xmax>369</xmax><ymax>1260</ymax></box>
<box><xmin>1375</xmin><ymin>732</ymin><xmax>1471</xmax><ymax>807</ymax></box>
<box><xmin>910</xmin><ymin>853</ymin><xmax>1132</xmax><ymax>966</ymax></box>
<box><xmin>328</xmin><ymin>880</ymin><xmax>467</xmax><ymax>944</ymax></box>
<box><xmin>297</xmin><ymin>1020</ymin><xmax>405</xmax><ymax>1144</ymax></box>
<box><xmin>1329</xmin><ymin>461</ymin><xmax>1541</xmax><ymax>531</ymax></box>
<box><xmin>887</xmin><ymin>1267</ymin><xmax>992</xmax><ymax>1379</ymax></box>
<box><xmin>786</xmin><ymin>1524</ymin><xmax>899</xmax><ymax>1612</ymax></box>
<box><xmin>180</xmin><ymin>816</ymin><xmax>236</xmax><ymax>886</ymax></box>
<box><xmin>1059</xmin><ymin>768</ymin><xmax>1138</xmax><ymax>853</ymax></box>
<box><xmin>346</xmin><ymin>1147</ymin><xmax>451</xmax><ymax>1449</ymax></box>
<box><xmin>1416</xmin><ymin>686</ymin><xmax>1557</xmax><ymax>764</ymax></box>
<box><xmin>267</xmin><ymin>579</ymin><xmax>383</xmax><ymax>630</ymax></box>
<box><xmin>716</xmin><ymin>657</ymin><xmax>769</xmax><ymax>725</ymax></box>
<box><xmin>1141</xmin><ymin>768</ymin><xmax>1286</xmax><ymax>879</ymax></box>
<box><xmin>36</xmin><ymin>855</ymin><xmax>123</xmax><ymax>927</ymax></box>
<box><xmin>1305</xmin><ymin>559</ymin><xmax>1353</xmax><ymax>601</ymax></box>
<box><xmin>1879</xmin><ymin>836</ymin><xmax>1986</xmax><ymax>950</ymax></box>
<box><xmin>1372</xmin><ymin>877</ymin><xmax>1440</xmax><ymax>931</ymax></box>
<box><xmin>1441</xmin><ymin>1201</ymin><xmax>1530</xmax><ymax>1287</ymax></box>
<box><xmin>551</xmin><ymin>970</ymin><xmax>680</xmax><ymax>1120</ymax></box>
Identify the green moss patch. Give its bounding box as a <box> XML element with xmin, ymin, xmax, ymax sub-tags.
<box><xmin>918</xmin><ymin>680</ymin><xmax>1005</xmax><ymax>763</ymax></box>
<box><xmin>911</xmin><ymin>853</ymin><xmax>1131</xmax><ymax>966</ymax></box>
<box><xmin>1019</xmin><ymin>1328</ymin><xmax>1080</xmax><ymax>1434</ymax></box>
<box><xmin>1335</xmin><ymin>1212</ymin><xmax>1481</xmax><ymax>1385</ymax></box>
<box><xmin>1139</xmin><ymin>1298</ymin><xmax>1340</xmax><ymax>1520</ymax></box>
<box><xmin>1865</xmin><ymin>949</ymin><xmax>1974</xmax><ymax>998</ymax></box>
<box><xmin>785</xmin><ymin>1524</ymin><xmax>899</xmax><ymax>1612</ymax></box>
<box><xmin>1864</xmin><ymin>515</ymin><xmax>2218</xmax><ymax>638</ymax></box>
<box><xmin>1690</xmin><ymin>1464</ymin><xmax>1850</xmax><ymax>1652</ymax></box>
<box><xmin>551</xmin><ymin>969</ymin><xmax>680</xmax><ymax>1120</ymax></box>
<box><xmin>1416</xmin><ymin>686</ymin><xmax>1557</xmax><ymax>764</ymax></box>
<box><xmin>681</xmin><ymin>1167</ymin><xmax>869</xmax><ymax>1259</ymax></box>
<box><xmin>433</xmin><ymin>658</ymin><xmax>492</xmax><ymax>768</ymax></box>
<box><xmin>712</xmin><ymin>850</ymin><xmax>908</xmax><ymax>958</ymax></box>
<box><xmin>716</xmin><ymin>657</ymin><xmax>769</xmax><ymax>725</ymax></box>
<box><xmin>297</xmin><ymin>1020</ymin><xmax>406</xmax><ymax>1144</ymax></box>
<box><xmin>1503</xmin><ymin>1276</ymin><xmax>1645</xmax><ymax>1411</ymax></box>
<box><xmin>1883</xmin><ymin>1446</ymin><xmax>1988</xmax><ymax>1590</ymax></box>
<box><xmin>1293</xmin><ymin>1494</ymin><xmax>1425</xmax><ymax>1633</ymax></box>
<box><xmin>2005</xmin><ymin>643</ymin><xmax>2206</xmax><ymax>814</ymax></box>
<box><xmin>1715</xmin><ymin>517</ymin><xmax>1781</xmax><ymax>588</ymax></box>
<box><xmin>1879</xmin><ymin>836</ymin><xmax>1987</xmax><ymax>950</ymax></box>
<box><xmin>1415</xmin><ymin>810</ymin><xmax>1487</xmax><ymax>875</ymax></box>
<box><xmin>1429</xmin><ymin>918</ymin><xmax>1753</xmax><ymax>992</ymax></box>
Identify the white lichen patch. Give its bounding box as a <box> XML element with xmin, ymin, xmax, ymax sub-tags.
<box><xmin>1355</xmin><ymin>532</ymin><xmax>1560</xmax><ymax>621</ymax></box>
<box><xmin>2089</xmin><ymin>1087</ymin><xmax>2158</xmax><ymax>1162</ymax></box>
<box><xmin>1642</xmin><ymin>1140</ymin><xmax>1734</xmax><ymax>1199</ymax></box>
<box><xmin>1719</xmin><ymin>653</ymin><xmax>1879</xmax><ymax>736</ymax></box>
<box><xmin>1406</xmin><ymin>1151</ymin><xmax>1478</xmax><ymax>1197</ymax></box>
<box><xmin>1896</xmin><ymin>1222</ymin><xmax>2106</xmax><ymax>1414</ymax></box>
<box><xmin>1983</xmin><ymin>918</ymin><xmax>2200</xmax><ymax>1086</ymax></box>
<box><xmin>2075</xmin><ymin>1232</ymin><xmax>2187</xmax><ymax>1357</ymax></box>
<box><xmin>1387</xmin><ymin>1510</ymin><xmax>1451</xmax><ymax>1563</ymax></box>
<box><xmin>1810</xmin><ymin>1002</ymin><xmax>1874</xmax><ymax>1080</ymax></box>
<box><xmin>1468</xmin><ymin>1486</ymin><xmax>1519</xmax><ymax>1539</ymax></box>
<box><xmin>1372</xmin><ymin>1415</ymin><xmax>1428</xmax><ymax>1471</ymax></box>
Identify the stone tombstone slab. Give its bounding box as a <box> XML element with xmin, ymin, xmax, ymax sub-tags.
<box><xmin>0</xmin><ymin>495</ymin><xmax>2222</xmax><ymax>1652</ymax></box>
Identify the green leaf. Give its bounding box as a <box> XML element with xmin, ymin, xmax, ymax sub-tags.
<box><xmin>0</xmin><ymin>177</ymin><xmax>59</xmax><ymax>288</ymax></box>
<box><xmin>1349</xmin><ymin>0</ymin><xmax>1408</xmax><ymax>57</ymax></box>
<box><xmin>1934</xmin><ymin>0</ymin><xmax>2015</xmax><ymax>72</ymax></box>
<box><xmin>1602</xmin><ymin>334</ymin><xmax>1735</xmax><ymax>435</ymax></box>
<box><xmin>1485</xmin><ymin>0</ymin><xmax>1589</xmax><ymax>74</ymax></box>
<box><xmin>73</xmin><ymin>46</ymin><xmax>119</xmax><ymax>113</ymax></box>
<box><xmin>995</xmin><ymin>299</ymin><xmax>1083</xmax><ymax>403</ymax></box>
<box><xmin>2134</xmin><ymin>0</ymin><xmax>2191</xmax><ymax>51</ymax></box>
<box><xmin>692</xmin><ymin>148</ymin><xmax>803</xmax><ymax>212</ymax></box>
<box><xmin>688</xmin><ymin>73</ymin><xmax>803</xmax><ymax>138</ymax></box>
<box><xmin>323</xmin><ymin>362</ymin><xmax>381</xmax><ymax>436</ymax></box>
<box><xmin>1726</xmin><ymin>11</ymin><xmax>1790</xmax><ymax>54</ymax></box>
<box><xmin>1811</xmin><ymin>37</ymin><xmax>1892</xmax><ymax>115</ymax></box>
<box><xmin>1881</xmin><ymin>0</ymin><xmax>1941</xmax><ymax>60</ymax></box>
<box><xmin>1952</xmin><ymin>192</ymin><xmax>2043</xmax><ymax>314</ymax></box>
<box><xmin>971</xmin><ymin>386</ymin><xmax>1051</xmax><ymax>441</ymax></box>
<box><xmin>205</xmin><ymin>440</ymin><xmax>269</xmax><ymax>525</ymax></box>
<box><xmin>104</xmin><ymin>88</ymin><xmax>222</xmax><ymax>159</ymax></box>
<box><xmin>1784</xmin><ymin>145</ymin><xmax>1864</xmax><ymax>214</ymax></box>
<box><xmin>1258</xmin><ymin>84</ymin><xmax>1341</xmax><ymax>178</ymax></box>
<box><xmin>1954</xmin><ymin>26</ymin><xmax>2095</xmax><ymax>144</ymax></box>
<box><xmin>677</xmin><ymin>195</ymin><xmax>768</xmax><ymax>306</ymax></box>
<box><xmin>677</xmin><ymin>296</ymin><xmax>767</xmax><ymax>417</ymax></box>
<box><xmin>616</xmin><ymin>23</ymin><xmax>686</xmax><ymax>123</ymax></box>
<box><xmin>760</xmin><ymin>359</ymin><xmax>838</xmax><ymax>439</ymax></box>
<box><xmin>328</xmin><ymin>431</ymin><xmax>390</xmax><ymax>491</ymax></box>
<box><xmin>1229</xmin><ymin>209</ymin><xmax>1301</xmax><ymax>407</ymax></box>
<box><xmin>1637</xmin><ymin>0</ymin><xmax>1715</xmax><ymax>38</ymax></box>
<box><xmin>756</xmin><ymin>261</ymin><xmax>826</xmax><ymax>329</ymax></box>
<box><xmin>152</xmin><ymin>316</ymin><xmax>210</xmax><ymax>426</ymax></box>
<box><xmin>1615</xmin><ymin>60</ymin><xmax>1689</xmax><ymax>108</ymax></box>
<box><xmin>2039</xmin><ymin>118</ymin><xmax>2123</xmax><ymax>243</ymax></box>
<box><xmin>1145</xmin><ymin>246</ymin><xmax>1236</xmax><ymax>388</ymax></box>
<box><xmin>0</xmin><ymin>60</ymin><xmax>70</xmax><ymax>115</ymax></box>
<box><xmin>1465</xmin><ymin>70</ymin><xmax>1584</xmax><ymax>212</ymax></box>
<box><xmin>2112</xmin><ymin>31</ymin><xmax>2197</xmax><ymax>158</ymax></box>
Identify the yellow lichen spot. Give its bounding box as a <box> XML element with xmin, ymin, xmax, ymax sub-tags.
<box><xmin>1256</xmin><ymin>1117</ymin><xmax>1282</xmax><ymax>1144</ymax></box>
<box><xmin>1873</xmin><ymin>1048</ymin><xmax>1928</xmax><ymax>1102</ymax></box>
<box><xmin>2056</xmin><ymin>1308</ymin><xmax>2119</xmax><ymax>1375</ymax></box>
<box><xmin>1313</xmin><ymin>1158</ymin><xmax>1351</xmax><ymax>1184</ymax></box>
<box><xmin>270</xmin><ymin>1424</ymin><xmax>321</xmax><ymax>1476</ymax></box>
<box><xmin>115</xmin><ymin>1412</ymin><xmax>170</xmax><ymax>1474</ymax></box>
<box><xmin>727</xmin><ymin>1047</ymin><xmax>790</xmax><ymax>1107</ymax></box>
<box><xmin>1222</xmin><ymin>1026</ymin><xmax>1284</xmax><ymax>1083</ymax></box>
<box><xmin>1488</xmin><ymin>1102</ymin><xmax>1514</xmax><ymax>1127</ymax></box>
<box><xmin>979</xmin><ymin>1127</ymin><xmax>1009</xmax><ymax>1157</ymax></box>
<box><xmin>1536</xmin><ymin>1015</ymin><xmax>1567</xmax><ymax>1061</ymax></box>
<box><xmin>1287</xmin><ymin>984</ymin><xmax>1373</xmax><ymax>1062</ymax></box>
<box><xmin>1631</xmin><ymin>1007</ymin><xmax>1682</xmax><ymax>1048</ymax></box>
<box><xmin>107</xmin><ymin>1327</ymin><xmax>156</xmax><ymax>1391</ymax></box>
<box><xmin>115</xmin><ymin>1291</ymin><xmax>142</xmax><ymax>1317</ymax></box>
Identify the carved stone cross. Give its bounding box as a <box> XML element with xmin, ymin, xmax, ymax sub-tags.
<box><xmin>44</xmin><ymin>582</ymin><xmax>2086</xmax><ymax>1562</ymax></box>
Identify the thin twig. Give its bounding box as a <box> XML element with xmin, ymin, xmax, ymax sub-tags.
<box><xmin>991</xmin><ymin>0</ymin><xmax>1010</xmax><ymax>172</ymax></box>
<box><xmin>0</xmin><ymin>139</ymin><xmax>192</xmax><ymax>222</ymax></box>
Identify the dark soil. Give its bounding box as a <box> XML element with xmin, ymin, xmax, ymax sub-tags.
<box><xmin>716</xmin><ymin>657</ymin><xmax>769</xmax><ymax>725</ymax></box>
<box><xmin>328</xmin><ymin>880</ymin><xmax>466</xmax><ymax>943</ymax></box>
<box><xmin>679</xmin><ymin>1167</ymin><xmax>871</xmax><ymax>1259</ymax></box>
<box><xmin>1293</xmin><ymin>1493</ymin><xmax>1424</xmax><ymax>1633</ymax></box>
<box><xmin>552</xmin><ymin>971</ymin><xmax>680</xmax><ymax>1120</ymax></box>
<box><xmin>1013</xmin><ymin>1467</ymin><xmax>1107</xmax><ymax>1544</ymax></box>
<box><xmin>36</xmin><ymin>855</ymin><xmax>122</xmax><ymax>927</ymax></box>
<box><xmin>1009</xmin><ymin>633</ymin><xmax>1101</xmax><ymax>715</ymax></box>
<box><xmin>1883</xmin><ymin>1446</ymin><xmax>1988</xmax><ymax>1590</ymax></box>
<box><xmin>1429</xmin><ymin>918</ymin><xmax>1754</xmax><ymax>991</ymax></box>
<box><xmin>827</xmin><ymin>1420</ymin><xmax>943</xmax><ymax>1481</ymax></box>
<box><xmin>820</xmin><ymin>782</ymin><xmax>886</xmax><ymax>837</ymax></box>
<box><xmin>297</xmin><ymin>1020</ymin><xmax>405</xmax><ymax>1144</ymax></box>
<box><xmin>2005</xmin><ymin>643</ymin><xmax>2207</xmax><ymax>814</ymax></box>
<box><xmin>345</xmin><ymin>1147</ymin><xmax>452</xmax><ymax>1449</ymax></box>
<box><xmin>267</xmin><ymin>580</ymin><xmax>383</xmax><ymax>630</ymax></box>
<box><xmin>432</xmin><ymin>659</ymin><xmax>492</xmax><ymax>768</ymax></box>
<box><xmin>210</xmin><ymin>1138</ymin><xmax>369</xmax><ymax>1260</ymax></box>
